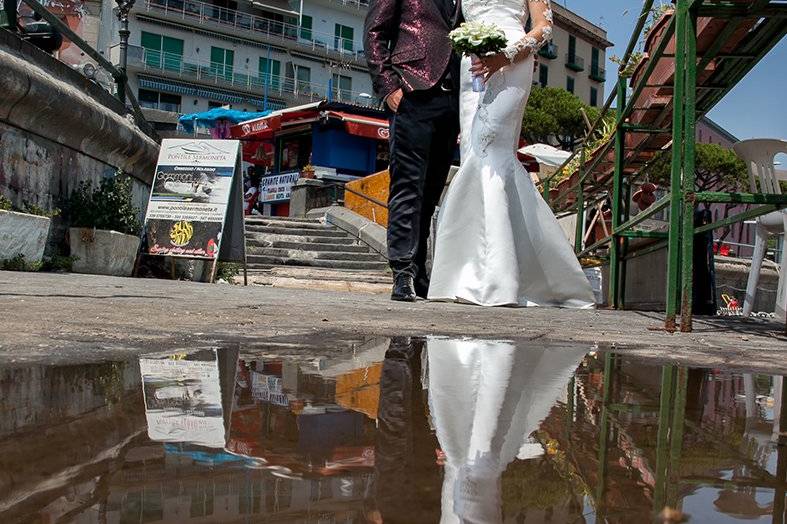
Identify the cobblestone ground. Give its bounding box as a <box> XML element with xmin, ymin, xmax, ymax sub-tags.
<box><xmin>1</xmin><ymin>271</ymin><xmax>785</xmax><ymax>371</ymax></box>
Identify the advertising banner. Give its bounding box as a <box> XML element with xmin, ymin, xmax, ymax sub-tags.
<box><xmin>259</xmin><ymin>171</ymin><xmax>300</xmax><ymax>203</ymax></box>
<box><xmin>143</xmin><ymin>139</ymin><xmax>244</xmax><ymax>260</ymax></box>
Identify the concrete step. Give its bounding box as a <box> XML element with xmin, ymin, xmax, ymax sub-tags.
<box><xmin>247</xmin><ymin>255</ymin><xmax>388</xmax><ymax>271</ymax></box>
<box><xmin>246</xmin><ymin>232</ymin><xmax>358</xmax><ymax>245</ymax></box>
<box><xmin>244</xmin><ymin>219</ymin><xmax>333</xmax><ymax>231</ymax></box>
<box><xmin>245</xmin><ymin>225</ymin><xmax>346</xmax><ymax>238</ymax></box>
<box><xmin>245</xmin><ymin>216</ymin><xmax>322</xmax><ymax>225</ymax></box>
<box><xmin>244</xmin><ymin>272</ymin><xmax>391</xmax><ymax>294</ymax></box>
<box><xmin>247</xmin><ymin>247</ymin><xmax>384</xmax><ymax>262</ymax></box>
<box><xmin>249</xmin><ymin>266</ymin><xmax>391</xmax><ymax>284</ymax></box>
<box><xmin>247</xmin><ymin>239</ymin><xmax>372</xmax><ymax>253</ymax></box>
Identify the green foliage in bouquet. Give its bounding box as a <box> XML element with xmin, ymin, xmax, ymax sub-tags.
<box><xmin>449</xmin><ymin>21</ymin><xmax>508</xmax><ymax>56</ymax></box>
<box><xmin>68</xmin><ymin>172</ymin><xmax>142</xmax><ymax>236</ymax></box>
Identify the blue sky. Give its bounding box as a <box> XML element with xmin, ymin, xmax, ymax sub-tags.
<box><xmin>567</xmin><ymin>0</ymin><xmax>787</xmax><ymax>142</ymax></box>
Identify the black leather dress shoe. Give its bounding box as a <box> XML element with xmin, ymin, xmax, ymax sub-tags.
<box><xmin>391</xmin><ymin>273</ymin><xmax>417</xmax><ymax>302</ymax></box>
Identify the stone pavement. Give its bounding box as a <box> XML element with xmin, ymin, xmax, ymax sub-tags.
<box><xmin>0</xmin><ymin>271</ymin><xmax>785</xmax><ymax>371</ymax></box>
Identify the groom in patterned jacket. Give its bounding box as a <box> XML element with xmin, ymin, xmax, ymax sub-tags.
<box><xmin>364</xmin><ymin>0</ymin><xmax>462</xmax><ymax>302</ymax></box>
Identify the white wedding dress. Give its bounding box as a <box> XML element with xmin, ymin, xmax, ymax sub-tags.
<box><xmin>425</xmin><ymin>338</ymin><xmax>586</xmax><ymax>523</ymax></box>
<box><xmin>427</xmin><ymin>0</ymin><xmax>596</xmax><ymax>308</ymax></box>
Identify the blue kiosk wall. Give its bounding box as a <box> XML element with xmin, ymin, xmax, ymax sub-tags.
<box><xmin>311</xmin><ymin>127</ymin><xmax>378</xmax><ymax>175</ymax></box>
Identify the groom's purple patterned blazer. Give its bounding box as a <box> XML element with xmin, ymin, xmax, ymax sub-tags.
<box><xmin>363</xmin><ymin>0</ymin><xmax>462</xmax><ymax>100</ymax></box>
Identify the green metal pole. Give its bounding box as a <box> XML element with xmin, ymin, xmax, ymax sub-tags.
<box><xmin>543</xmin><ymin>177</ymin><xmax>551</xmax><ymax>205</ymax></box>
<box><xmin>665</xmin><ymin>0</ymin><xmax>689</xmax><ymax>332</ymax></box>
<box><xmin>653</xmin><ymin>365</ymin><xmax>676</xmax><ymax>512</ymax></box>
<box><xmin>574</xmin><ymin>149</ymin><xmax>587</xmax><ymax>253</ymax></box>
<box><xmin>679</xmin><ymin>9</ymin><xmax>698</xmax><ymax>333</ymax></box>
<box><xmin>621</xmin><ymin>181</ymin><xmax>632</xmax><ymax>308</ymax></box>
<box><xmin>609</xmin><ymin>77</ymin><xmax>627</xmax><ymax>309</ymax></box>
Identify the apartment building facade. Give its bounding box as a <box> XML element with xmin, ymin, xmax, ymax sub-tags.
<box><xmin>533</xmin><ymin>4</ymin><xmax>612</xmax><ymax>107</ymax></box>
<box><xmin>94</xmin><ymin>0</ymin><xmax>608</xmax><ymax>116</ymax></box>
<box><xmin>97</xmin><ymin>0</ymin><xmax>375</xmax><ymax>115</ymax></box>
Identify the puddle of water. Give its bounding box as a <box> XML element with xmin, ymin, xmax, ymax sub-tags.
<box><xmin>0</xmin><ymin>337</ymin><xmax>785</xmax><ymax>523</ymax></box>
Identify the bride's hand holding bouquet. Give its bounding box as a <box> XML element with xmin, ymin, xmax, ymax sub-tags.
<box><xmin>448</xmin><ymin>21</ymin><xmax>508</xmax><ymax>92</ymax></box>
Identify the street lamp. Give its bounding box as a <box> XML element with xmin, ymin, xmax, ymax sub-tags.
<box><xmin>115</xmin><ymin>0</ymin><xmax>135</xmax><ymax>103</ymax></box>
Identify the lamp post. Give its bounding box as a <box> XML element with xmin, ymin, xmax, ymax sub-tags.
<box><xmin>115</xmin><ymin>0</ymin><xmax>135</xmax><ymax>103</ymax></box>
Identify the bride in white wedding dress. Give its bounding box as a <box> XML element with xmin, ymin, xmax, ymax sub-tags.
<box><xmin>427</xmin><ymin>0</ymin><xmax>596</xmax><ymax>308</ymax></box>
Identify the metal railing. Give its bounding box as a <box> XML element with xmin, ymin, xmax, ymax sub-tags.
<box><xmin>129</xmin><ymin>47</ymin><xmax>378</xmax><ymax>106</ymax></box>
<box><xmin>540</xmin><ymin>0</ymin><xmax>787</xmax><ymax>333</ymax></box>
<box><xmin>565</xmin><ymin>52</ymin><xmax>585</xmax><ymax>71</ymax></box>
<box><xmin>321</xmin><ymin>0</ymin><xmax>370</xmax><ymax>10</ymax></box>
<box><xmin>141</xmin><ymin>0</ymin><xmax>366</xmax><ymax>61</ymax></box>
<box><xmin>538</xmin><ymin>42</ymin><xmax>558</xmax><ymax>60</ymax></box>
<box><xmin>590</xmin><ymin>66</ymin><xmax>606</xmax><ymax>82</ymax></box>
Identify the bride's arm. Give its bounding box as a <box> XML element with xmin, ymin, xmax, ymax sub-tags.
<box><xmin>503</xmin><ymin>0</ymin><xmax>554</xmax><ymax>64</ymax></box>
<box><xmin>473</xmin><ymin>0</ymin><xmax>554</xmax><ymax>79</ymax></box>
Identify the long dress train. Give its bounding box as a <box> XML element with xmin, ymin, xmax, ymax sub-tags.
<box><xmin>427</xmin><ymin>0</ymin><xmax>596</xmax><ymax>308</ymax></box>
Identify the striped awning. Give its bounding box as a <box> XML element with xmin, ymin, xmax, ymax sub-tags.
<box><xmin>138</xmin><ymin>76</ymin><xmax>267</xmax><ymax>106</ymax></box>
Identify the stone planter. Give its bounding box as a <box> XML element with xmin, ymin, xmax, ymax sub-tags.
<box><xmin>69</xmin><ymin>228</ymin><xmax>140</xmax><ymax>277</ymax></box>
<box><xmin>0</xmin><ymin>210</ymin><xmax>51</xmax><ymax>265</ymax></box>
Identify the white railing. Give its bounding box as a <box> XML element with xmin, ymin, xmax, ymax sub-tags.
<box><xmin>130</xmin><ymin>47</ymin><xmax>378</xmax><ymax>106</ymax></box>
<box><xmin>321</xmin><ymin>0</ymin><xmax>370</xmax><ymax>10</ymax></box>
<box><xmin>140</xmin><ymin>0</ymin><xmax>366</xmax><ymax>61</ymax></box>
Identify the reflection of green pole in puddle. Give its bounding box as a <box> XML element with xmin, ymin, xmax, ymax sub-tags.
<box><xmin>666</xmin><ymin>367</ymin><xmax>689</xmax><ymax>509</ymax></box>
<box><xmin>594</xmin><ymin>353</ymin><xmax>614</xmax><ymax>517</ymax></box>
<box><xmin>774</xmin><ymin>377</ymin><xmax>787</xmax><ymax>522</ymax></box>
<box><xmin>653</xmin><ymin>365</ymin><xmax>675</xmax><ymax>512</ymax></box>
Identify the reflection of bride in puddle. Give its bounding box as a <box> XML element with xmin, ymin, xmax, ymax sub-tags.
<box><xmin>428</xmin><ymin>338</ymin><xmax>585</xmax><ymax>523</ymax></box>
<box><xmin>372</xmin><ymin>337</ymin><xmax>585</xmax><ymax>523</ymax></box>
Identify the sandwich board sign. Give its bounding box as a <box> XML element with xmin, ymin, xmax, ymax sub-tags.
<box><xmin>142</xmin><ymin>139</ymin><xmax>247</xmax><ymax>282</ymax></box>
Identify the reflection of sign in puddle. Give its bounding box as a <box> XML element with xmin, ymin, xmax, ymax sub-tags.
<box><xmin>139</xmin><ymin>348</ymin><xmax>237</xmax><ymax>449</ymax></box>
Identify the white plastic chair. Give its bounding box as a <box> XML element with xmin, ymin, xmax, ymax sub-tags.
<box><xmin>732</xmin><ymin>139</ymin><xmax>787</xmax><ymax>321</ymax></box>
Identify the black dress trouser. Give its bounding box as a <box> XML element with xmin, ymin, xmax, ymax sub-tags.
<box><xmin>387</xmin><ymin>85</ymin><xmax>460</xmax><ymax>293</ymax></box>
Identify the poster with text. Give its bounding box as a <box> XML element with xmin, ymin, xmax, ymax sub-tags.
<box><xmin>144</xmin><ymin>139</ymin><xmax>241</xmax><ymax>259</ymax></box>
<box><xmin>260</xmin><ymin>171</ymin><xmax>300</xmax><ymax>203</ymax></box>
<box><xmin>139</xmin><ymin>351</ymin><xmax>226</xmax><ymax>448</ymax></box>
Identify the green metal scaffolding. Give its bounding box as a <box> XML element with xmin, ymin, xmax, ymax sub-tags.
<box><xmin>543</xmin><ymin>0</ymin><xmax>787</xmax><ymax>332</ymax></box>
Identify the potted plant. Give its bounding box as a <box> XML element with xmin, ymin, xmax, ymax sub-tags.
<box><xmin>68</xmin><ymin>173</ymin><xmax>142</xmax><ymax>277</ymax></box>
<box><xmin>0</xmin><ymin>194</ymin><xmax>55</xmax><ymax>269</ymax></box>
<box><xmin>300</xmin><ymin>164</ymin><xmax>316</xmax><ymax>180</ymax></box>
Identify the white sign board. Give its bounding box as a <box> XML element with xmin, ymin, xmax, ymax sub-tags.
<box><xmin>144</xmin><ymin>139</ymin><xmax>244</xmax><ymax>261</ymax></box>
<box><xmin>260</xmin><ymin>171</ymin><xmax>300</xmax><ymax>203</ymax></box>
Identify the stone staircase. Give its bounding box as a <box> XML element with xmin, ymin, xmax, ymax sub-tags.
<box><xmin>243</xmin><ymin>216</ymin><xmax>391</xmax><ymax>293</ymax></box>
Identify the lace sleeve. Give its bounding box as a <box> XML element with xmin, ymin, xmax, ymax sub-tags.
<box><xmin>502</xmin><ymin>0</ymin><xmax>553</xmax><ymax>64</ymax></box>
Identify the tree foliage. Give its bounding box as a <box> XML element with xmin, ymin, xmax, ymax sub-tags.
<box><xmin>647</xmin><ymin>142</ymin><xmax>749</xmax><ymax>242</ymax></box>
<box><xmin>647</xmin><ymin>142</ymin><xmax>748</xmax><ymax>196</ymax></box>
<box><xmin>521</xmin><ymin>87</ymin><xmax>601</xmax><ymax>150</ymax></box>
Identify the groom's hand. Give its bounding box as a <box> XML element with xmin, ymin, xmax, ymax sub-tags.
<box><xmin>385</xmin><ymin>88</ymin><xmax>404</xmax><ymax>113</ymax></box>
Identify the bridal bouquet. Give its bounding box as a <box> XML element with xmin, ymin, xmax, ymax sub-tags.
<box><xmin>448</xmin><ymin>21</ymin><xmax>508</xmax><ymax>92</ymax></box>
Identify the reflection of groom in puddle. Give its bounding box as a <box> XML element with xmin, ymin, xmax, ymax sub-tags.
<box><xmin>368</xmin><ymin>337</ymin><xmax>440</xmax><ymax>523</ymax></box>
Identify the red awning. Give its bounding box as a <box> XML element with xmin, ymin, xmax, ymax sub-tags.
<box><xmin>325</xmin><ymin>111</ymin><xmax>390</xmax><ymax>141</ymax></box>
<box><xmin>232</xmin><ymin>114</ymin><xmax>282</xmax><ymax>140</ymax></box>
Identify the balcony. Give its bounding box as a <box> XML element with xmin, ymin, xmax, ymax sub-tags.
<box><xmin>565</xmin><ymin>53</ymin><xmax>585</xmax><ymax>72</ymax></box>
<box><xmin>125</xmin><ymin>47</ymin><xmax>378</xmax><ymax>107</ymax></box>
<box><xmin>538</xmin><ymin>42</ymin><xmax>558</xmax><ymax>60</ymax></box>
<box><xmin>590</xmin><ymin>66</ymin><xmax>606</xmax><ymax>82</ymax></box>
<box><xmin>138</xmin><ymin>0</ymin><xmax>366</xmax><ymax>65</ymax></box>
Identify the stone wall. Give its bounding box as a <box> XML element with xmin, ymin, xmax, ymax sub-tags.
<box><xmin>0</xmin><ymin>30</ymin><xmax>159</xmax><ymax>254</ymax></box>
